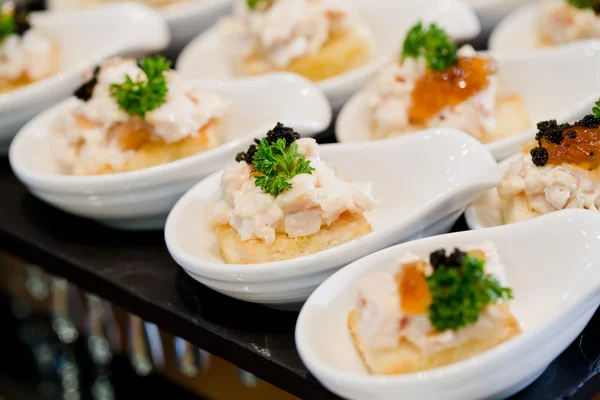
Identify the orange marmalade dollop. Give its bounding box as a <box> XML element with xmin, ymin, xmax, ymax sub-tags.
<box><xmin>409</xmin><ymin>57</ymin><xmax>496</xmax><ymax>124</ymax></box>
<box><xmin>529</xmin><ymin>116</ymin><xmax>600</xmax><ymax>171</ymax></box>
<box><xmin>397</xmin><ymin>261</ymin><xmax>432</xmax><ymax>314</ymax></box>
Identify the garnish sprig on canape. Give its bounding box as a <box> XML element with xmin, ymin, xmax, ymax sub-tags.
<box><xmin>0</xmin><ymin>2</ymin><xmax>33</xmax><ymax>42</ymax></box>
<box><xmin>401</xmin><ymin>22</ymin><xmax>457</xmax><ymax>71</ymax></box>
<box><xmin>236</xmin><ymin>123</ymin><xmax>314</xmax><ymax>197</ymax></box>
<box><xmin>425</xmin><ymin>248</ymin><xmax>513</xmax><ymax>332</ymax></box>
<box><xmin>247</xmin><ymin>0</ymin><xmax>274</xmax><ymax>10</ymax></box>
<box><xmin>110</xmin><ymin>55</ymin><xmax>171</xmax><ymax>119</ymax></box>
<box><xmin>0</xmin><ymin>7</ymin><xmax>16</xmax><ymax>41</ymax></box>
<box><xmin>529</xmin><ymin>100</ymin><xmax>600</xmax><ymax>168</ymax></box>
<box><xmin>566</xmin><ymin>0</ymin><xmax>600</xmax><ymax>13</ymax></box>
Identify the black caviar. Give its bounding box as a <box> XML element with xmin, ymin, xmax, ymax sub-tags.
<box><xmin>74</xmin><ymin>66</ymin><xmax>100</xmax><ymax>102</ymax></box>
<box><xmin>530</xmin><ymin>146</ymin><xmax>549</xmax><ymax>167</ymax></box>
<box><xmin>429</xmin><ymin>248</ymin><xmax>466</xmax><ymax>271</ymax></box>
<box><xmin>530</xmin><ymin>115</ymin><xmax>600</xmax><ymax>167</ymax></box>
<box><xmin>235</xmin><ymin>122</ymin><xmax>301</xmax><ymax>164</ymax></box>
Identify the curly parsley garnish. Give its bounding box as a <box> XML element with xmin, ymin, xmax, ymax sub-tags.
<box><xmin>567</xmin><ymin>0</ymin><xmax>600</xmax><ymax>13</ymax></box>
<box><xmin>110</xmin><ymin>56</ymin><xmax>171</xmax><ymax>119</ymax></box>
<box><xmin>0</xmin><ymin>8</ymin><xmax>16</xmax><ymax>41</ymax></box>
<box><xmin>593</xmin><ymin>99</ymin><xmax>600</xmax><ymax>118</ymax></box>
<box><xmin>253</xmin><ymin>137</ymin><xmax>314</xmax><ymax>197</ymax></box>
<box><xmin>426</xmin><ymin>250</ymin><xmax>513</xmax><ymax>332</ymax></box>
<box><xmin>401</xmin><ymin>22</ymin><xmax>457</xmax><ymax>71</ymax></box>
<box><xmin>247</xmin><ymin>0</ymin><xmax>273</xmax><ymax>10</ymax></box>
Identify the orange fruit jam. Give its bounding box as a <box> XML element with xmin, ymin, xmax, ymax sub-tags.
<box><xmin>543</xmin><ymin>126</ymin><xmax>600</xmax><ymax>171</ymax></box>
<box><xmin>409</xmin><ymin>57</ymin><xmax>496</xmax><ymax>124</ymax></box>
<box><xmin>397</xmin><ymin>261</ymin><xmax>432</xmax><ymax>314</ymax></box>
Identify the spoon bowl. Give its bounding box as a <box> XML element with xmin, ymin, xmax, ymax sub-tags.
<box><xmin>336</xmin><ymin>41</ymin><xmax>600</xmax><ymax>161</ymax></box>
<box><xmin>176</xmin><ymin>0</ymin><xmax>480</xmax><ymax>109</ymax></box>
<box><xmin>47</xmin><ymin>0</ymin><xmax>233</xmax><ymax>55</ymax></box>
<box><xmin>469</xmin><ymin>0</ymin><xmax>535</xmax><ymax>36</ymax></box>
<box><xmin>489</xmin><ymin>2</ymin><xmax>568</xmax><ymax>52</ymax></box>
<box><xmin>9</xmin><ymin>73</ymin><xmax>331</xmax><ymax>230</ymax></box>
<box><xmin>0</xmin><ymin>3</ymin><xmax>170</xmax><ymax>152</ymax></box>
<box><xmin>296</xmin><ymin>209</ymin><xmax>600</xmax><ymax>400</ymax></box>
<box><xmin>165</xmin><ymin>128</ymin><xmax>500</xmax><ymax>307</ymax></box>
<box><xmin>465</xmin><ymin>153</ymin><xmax>519</xmax><ymax>230</ymax></box>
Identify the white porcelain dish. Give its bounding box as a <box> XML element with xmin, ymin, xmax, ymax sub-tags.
<box><xmin>0</xmin><ymin>3</ymin><xmax>170</xmax><ymax>153</ymax></box>
<box><xmin>336</xmin><ymin>40</ymin><xmax>600</xmax><ymax>161</ymax></box>
<box><xmin>9</xmin><ymin>73</ymin><xmax>331</xmax><ymax>230</ymax></box>
<box><xmin>176</xmin><ymin>0</ymin><xmax>480</xmax><ymax>109</ymax></box>
<box><xmin>489</xmin><ymin>2</ymin><xmax>551</xmax><ymax>52</ymax></box>
<box><xmin>47</xmin><ymin>0</ymin><xmax>233</xmax><ymax>55</ymax></box>
<box><xmin>165</xmin><ymin>129</ymin><xmax>500</xmax><ymax>308</ymax></box>
<box><xmin>296</xmin><ymin>209</ymin><xmax>600</xmax><ymax>400</ymax></box>
<box><xmin>465</xmin><ymin>153</ymin><xmax>518</xmax><ymax>230</ymax></box>
<box><xmin>469</xmin><ymin>0</ymin><xmax>534</xmax><ymax>37</ymax></box>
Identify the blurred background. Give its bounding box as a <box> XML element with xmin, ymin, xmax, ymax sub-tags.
<box><xmin>0</xmin><ymin>252</ymin><xmax>297</xmax><ymax>400</ymax></box>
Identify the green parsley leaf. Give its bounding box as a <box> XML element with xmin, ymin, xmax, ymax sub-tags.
<box><xmin>252</xmin><ymin>138</ymin><xmax>314</xmax><ymax>197</ymax></box>
<box><xmin>401</xmin><ymin>22</ymin><xmax>457</xmax><ymax>71</ymax></box>
<box><xmin>110</xmin><ymin>55</ymin><xmax>171</xmax><ymax>119</ymax></box>
<box><xmin>0</xmin><ymin>9</ymin><xmax>16</xmax><ymax>42</ymax></box>
<box><xmin>567</xmin><ymin>0</ymin><xmax>600</xmax><ymax>11</ymax></box>
<box><xmin>593</xmin><ymin>99</ymin><xmax>600</xmax><ymax>118</ymax></box>
<box><xmin>247</xmin><ymin>0</ymin><xmax>272</xmax><ymax>10</ymax></box>
<box><xmin>427</xmin><ymin>254</ymin><xmax>513</xmax><ymax>332</ymax></box>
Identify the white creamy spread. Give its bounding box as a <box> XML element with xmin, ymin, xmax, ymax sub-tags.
<box><xmin>211</xmin><ymin>138</ymin><xmax>377</xmax><ymax>244</ymax></box>
<box><xmin>0</xmin><ymin>3</ymin><xmax>56</xmax><ymax>82</ymax></box>
<box><xmin>539</xmin><ymin>0</ymin><xmax>600</xmax><ymax>45</ymax></box>
<box><xmin>498</xmin><ymin>154</ymin><xmax>600</xmax><ymax>222</ymax></box>
<box><xmin>366</xmin><ymin>45</ymin><xmax>497</xmax><ymax>141</ymax></box>
<box><xmin>355</xmin><ymin>242</ymin><xmax>510</xmax><ymax>354</ymax></box>
<box><xmin>53</xmin><ymin>58</ymin><xmax>227</xmax><ymax>173</ymax></box>
<box><xmin>220</xmin><ymin>0</ymin><xmax>364</xmax><ymax>68</ymax></box>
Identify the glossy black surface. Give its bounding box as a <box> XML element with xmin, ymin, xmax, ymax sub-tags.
<box><xmin>0</xmin><ymin>293</ymin><xmax>206</xmax><ymax>400</ymax></box>
<box><xmin>0</xmin><ymin>140</ymin><xmax>599</xmax><ymax>399</ymax></box>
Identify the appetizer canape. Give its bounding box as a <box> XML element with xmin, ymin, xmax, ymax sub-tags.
<box><xmin>219</xmin><ymin>0</ymin><xmax>373</xmax><ymax>82</ymax></box>
<box><xmin>52</xmin><ymin>56</ymin><xmax>228</xmax><ymax>175</ymax></box>
<box><xmin>538</xmin><ymin>0</ymin><xmax>600</xmax><ymax>47</ymax></box>
<box><xmin>54</xmin><ymin>0</ymin><xmax>189</xmax><ymax>8</ymax></box>
<box><xmin>349</xmin><ymin>243</ymin><xmax>520</xmax><ymax>375</ymax></box>
<box><xmin>366</xmin><ymin>22</ymin><xmax>530</xmax><ymax>143</ymax></box>
<box><xmin>0</xmin><ymin>2</ymin><xmax>60</xmax><ymax>94</ymax></box>
<box><xmin>498</xmin><ymin>103</ymin><xmax>600</xmax><ymax>224</ymax></box>
<box><xmin>209</xmin><ymin>123</ymin><xmax>377</xmax><ymax>263</ymax></box>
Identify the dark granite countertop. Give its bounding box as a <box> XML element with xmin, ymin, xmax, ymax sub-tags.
<box><xmin>0</xmin><ymin>153</ymin><xmax>599</xmax><ymax>399</ymax></box>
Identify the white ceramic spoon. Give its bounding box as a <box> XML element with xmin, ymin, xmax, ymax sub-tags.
<box><xmin>46</xmin><ymin>0</ymin><xmax>233</xmax><ymax>55</ymax></box>
<box><xmin>164</xmin><ymin>128</ymin><xmax>500</xmax><ymax>308</ymax></box>
<box><xmin>336</xmin><ymin>40</ymin><xmax>600</xmax><ymax>161</ymax></box>
<box><xmin>175</xmin><ymin>0</ymin><xmax>480</xmax><ymax>109</ymax></box>
<box><xmin>489</xmin><ymin>1</ymin><xmax>569</xmax><ymax>52</ymax></box>
<box><xmin>468</xmin><ymin>0</ymin><xmax>535</xmax><ymax>37</ymax></box>
<box><xmin>0</xmin><ymin>3</ymin><xmax>170</xmax><ymax>152</ymax></box>
<box><xmin>296</xmin><ymin>209</ymin><xmax>600</xmax><ymax>400</ymax></box>
<box><xmin>9</xmin><ymin>73</ymin><xmax>331</xmax><ymax>230</ymax></box>
<box><xmin>465</xmin><ymin>153</ymin><xmax>519</xmax><ymax>229</ymax></box>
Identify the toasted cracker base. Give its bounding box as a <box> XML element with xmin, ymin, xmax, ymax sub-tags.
<box><xmin>484</xmin><ymin>94</ymin><xmax>532</xmax><ymax>143</ymax></box>
<box><xmin>213</xmin><ymin>212</ymin><xmax>372</xmax><ymax>264</ymax></box>
<box><xmin>500</xmin><ymin>193</ymin><xmax>541</xmax><ymax>225</ymax></box>
<box><xmin>242</xmin><ymin>29</ymin><xmax>372</xmax><ymax>82</ymax></box>
<box><xmin>348</xmin><ymin>306</ymin><xmax>521</xmax><ymax>375</ymax></box>
<box><xmin>73</xmin><ymin>122</ymin><xmax>218</xmax><ymax>175</ymax></box>
<box><xmin>372</xmin><ymin>94</ymin><xmax>531</xmax><ymax>143</ymax></box>
<box><xmin>0</xmin><ymin>44</ymin><xmax>60</xmax><ymax>94</ymax></box>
